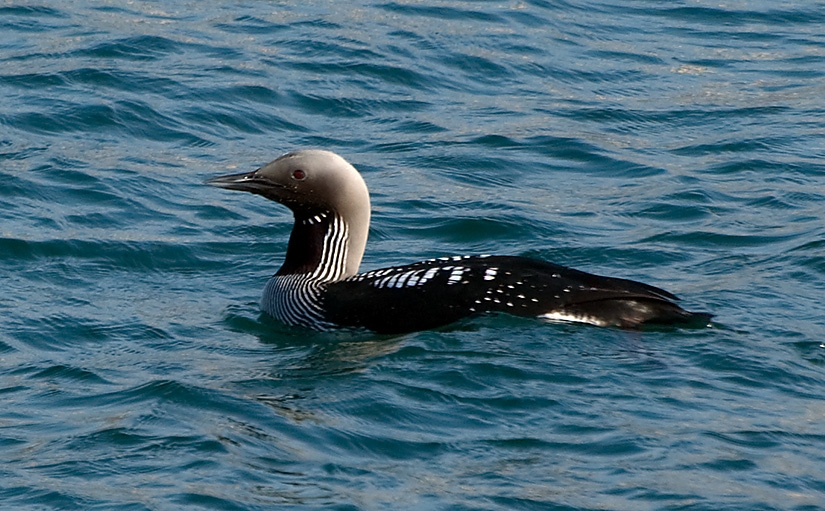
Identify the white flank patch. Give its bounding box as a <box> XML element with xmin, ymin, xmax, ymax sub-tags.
<box><xmin>538</xmin><ymin>312</ymin><xmax>608</xmax><ymax>327</ymax></box>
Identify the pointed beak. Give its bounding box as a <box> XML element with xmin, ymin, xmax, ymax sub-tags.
<box><xmin>206</xmin><ymin>170</ymin><xmax>282</xmax><ymax>195</ymax></box>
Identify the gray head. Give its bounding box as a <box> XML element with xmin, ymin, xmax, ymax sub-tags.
<box><xmin>208</xmin><ymin>150</ymin><xmax>371</xmax><ymax>278</ymax></box>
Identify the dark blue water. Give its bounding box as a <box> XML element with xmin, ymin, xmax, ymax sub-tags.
<box><xmin>2</xmin><ymin>1</ymin><xmax>824</xmax><ymax>509</ymax></box>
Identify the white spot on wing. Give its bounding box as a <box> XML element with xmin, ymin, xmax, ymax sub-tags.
<box><xmin>394</xmin><ymin>271</ymin><xmax>415</xmax><ymax>288</ymax></box>
<box><xmin>422</xmin><ymin>267</ymin><xmax>439</xmax><ymax>282</ymax></box>
<box><xmin>447</xmin><ymin>266</ymin><xmax>467</xmax><ymax>285</ymax></box>
<box><xmin>483</xmin><ymin>267</ymin><xmax>498</xmax><ymax>281</ymax></box>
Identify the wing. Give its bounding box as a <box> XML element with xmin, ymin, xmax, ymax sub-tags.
<box><xmin>322</xmin><ymin>255</ymin><xmax>709</xmax><ymax>333</ymax></box>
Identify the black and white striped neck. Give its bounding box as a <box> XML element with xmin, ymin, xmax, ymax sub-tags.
<box><xmin>276</xmin><ymin>210</ymin><xmax>351</xmax><ymax>282</ymax></box>
<box><xmin>261</xmin><ymin>210</ymin><xmax>351</xmax><ymax>329</ymax></box>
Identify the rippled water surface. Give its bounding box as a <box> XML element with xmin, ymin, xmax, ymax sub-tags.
<box><xmin>2</xmin><ymin>1</ymin><xmax>825</xmax><ymax>509</ymax></box>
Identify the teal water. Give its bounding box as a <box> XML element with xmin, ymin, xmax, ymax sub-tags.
<box><xmin>2</xmin><ymin>1</ymin><xmax>824</xmax><ymax>509</ymax></box>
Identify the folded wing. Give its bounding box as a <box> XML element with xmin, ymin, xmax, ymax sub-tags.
<box><xmin>322</xmin><ymin>256</ymin><xmax>710</xmax><ymax>333</ymax></box>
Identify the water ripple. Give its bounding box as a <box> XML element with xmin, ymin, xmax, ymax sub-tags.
<box><xmin>2</xmin><ymin>1</ymin><xmax>824</xmax><ymax>510</ymax></box>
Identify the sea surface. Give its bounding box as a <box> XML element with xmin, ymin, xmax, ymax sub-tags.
<box><xmin>2</xmin><ymin>1</ymin><xmax>824</xmax><ymax>510</ymax></box>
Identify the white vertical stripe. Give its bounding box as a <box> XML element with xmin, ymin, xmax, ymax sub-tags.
<box><xmin>264</xmin><ymin>213</ymin><xmax>351</xmax><ymax>330</ymax></box>
<box><xmin>311</xmin><ymin>214</ymin><xmax>349</xmax><ymax>282</ymax></box>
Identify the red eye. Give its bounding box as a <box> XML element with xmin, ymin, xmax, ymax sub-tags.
<box><xmin>292</xmin><ymin>169</ymin><xmax>306</xmax><ymax>180</ymax></box>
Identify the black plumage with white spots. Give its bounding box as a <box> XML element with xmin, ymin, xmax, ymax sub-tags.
<box><xmin>208</xmin><ymin>150</ymin><xmax>711</xmax><ymax>334</ymax></box>
<box><xmin>323</xmin><ymin>255</ymin><xmax>708</xmax><ymax>333</ymax></box>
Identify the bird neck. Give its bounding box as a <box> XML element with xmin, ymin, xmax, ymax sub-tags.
<box><xmin>276</xmin><ymin>210</ymin><xmax>365</xmax><ymax>281</ymax></box>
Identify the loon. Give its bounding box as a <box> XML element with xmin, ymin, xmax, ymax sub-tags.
<box><xmin>208</xmin><ymin>150</ymin><xmax>711</xmax><ymax>334</ymax></box>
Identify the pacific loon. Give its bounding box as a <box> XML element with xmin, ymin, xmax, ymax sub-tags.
<box><xmin>208</xmin><ymin>149</ymin><xmax>711</xmax><ymax>334</ymax></box>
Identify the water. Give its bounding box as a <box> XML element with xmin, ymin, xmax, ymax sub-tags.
<box><xmin>2</xmin><ymin>1</ymin><xmax>824</xmax><ymax>509</ymax></box>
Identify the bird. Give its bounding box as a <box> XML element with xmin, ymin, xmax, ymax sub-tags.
<box><xmin>208</xmin><ymin>150</ymin><xmax>711</xmax><ymax>334</ymax></box>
